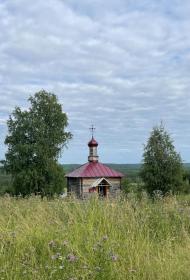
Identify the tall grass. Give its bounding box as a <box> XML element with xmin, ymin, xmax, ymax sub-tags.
<box><xmin>1</xmin><ymin>194</ymin><xmax>190</xmax><ymax>279</ymax></box>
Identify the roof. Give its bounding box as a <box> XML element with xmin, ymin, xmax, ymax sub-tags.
<box><xmin>65</xmin><ymin>162</ymin><xmax>124</xmax><ymax>178</ymax></box>
<box><xmin>88</xmin><ymin>137</ymin><xmax>98</xmax><ymax>147</ymax></box>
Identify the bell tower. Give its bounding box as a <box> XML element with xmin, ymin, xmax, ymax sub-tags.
<box><xmin>88</xmin><ymin>125</ymin><xmax>99</xmax><ymax>162</ymax></box>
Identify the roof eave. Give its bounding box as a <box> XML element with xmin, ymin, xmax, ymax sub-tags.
<box><xmin>66</xmin><ymin>175</ymin><xmax>124</xmax><ymax>178</ymax></box>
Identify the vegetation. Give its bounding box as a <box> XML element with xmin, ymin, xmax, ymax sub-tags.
<box><xmin>2</xmin><ymin>90</ymin><xmax>72</xmax><ymax>197</ymax></box>
<box><xmin>1</xmin><ymin>163</ymin><xmax>190</xmax><ymax>196</ymax></box>
<box><xmin>141</xmin><ymin>123</ymin><xmax>184</xmax><ymax>195</ymax></box>
<box><xmin>1</xmin><ymin>195</ymin><xmax>190</xmax><ymax>279</ymax></box>
<box><xmin>0</xmin><ymin>167</ymin><xmax>12</xmax><ymax>195</ymax></box>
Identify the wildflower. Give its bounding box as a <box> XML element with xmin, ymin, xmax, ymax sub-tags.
<box><xmin>102</xmin><ymin>235</ymin><xmax>108</xmax><ymax>241</ymax></box>
<box><xmin>67</xmin><ymin>253</ymin><xmax>78</xmax><ymax>262</ymax></box>
<box><xmin>48</xmin><ymin>240</ymin><xmax>56</xmax><ymax>248</ymax></box>
<box><xmin>93</xmin><ymin>241</ymin><xmax>102</xmax><ymax>252</ymax></box>
<box><xmin>51</xmin><ymin>255</ymin><xmax>57</xmax><ymax>260</ymax></box>
<box><xmin>10</xmin><ymin>231</ymin><xmax>16</xmax><ymax>238</ymax></box>
<box><xmin>63</xmin><ymin>240</ymin><xmax>68</xmax><ymax>246</ymax></box>
<box><xmin>51</xmin><ymin>252</ymin><xmax>61</xmax><ymax>260</ymax></box>
<box><xmin>111</xmin><ymin>254</ymin><xmax>118</xmax><ymax>262</ymax></box>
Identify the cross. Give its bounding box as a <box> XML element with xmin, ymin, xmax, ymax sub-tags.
<box><xmin>89</xmin><ymin>124</ymin><xmax>95</xmax><ymax>137</ymax></box>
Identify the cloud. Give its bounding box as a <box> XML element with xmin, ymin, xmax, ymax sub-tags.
<box><xmin>0</xmin><ymin>0</ymin><xmax>190</xmax><ymax>163</ymax></box>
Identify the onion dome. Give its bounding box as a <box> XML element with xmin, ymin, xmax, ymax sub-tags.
<box><xmin>88</xmin><ymin>137</ymin><xmax>98</xmax><ymax>147</ymax></box>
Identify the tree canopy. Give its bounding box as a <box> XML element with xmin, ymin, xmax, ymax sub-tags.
<box><xmin>140</xmin><ymin>123</ymin><xmax>184</xmax><ymax>195</ymax></box>
<box><xmin>3</xmin><ymin>90</ymin><xmax>72</xmax><ymax>196</ymax></box>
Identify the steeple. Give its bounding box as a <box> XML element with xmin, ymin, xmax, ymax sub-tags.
<box><xmin>88</xmin><ymin>125</ymin><xmax>99</xmax><ymax>162</ymax></box>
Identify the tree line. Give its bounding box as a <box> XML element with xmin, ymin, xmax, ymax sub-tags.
<box><xmin>1</xmin><ymin>90</ymin><xmax>187</xmax><ymax>196</ymax></box>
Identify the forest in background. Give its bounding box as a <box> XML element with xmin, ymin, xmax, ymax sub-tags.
<box><xmin>1</xmin><ymin>163</ymin><xmax>190</xmax><ymax>195</ymax></box>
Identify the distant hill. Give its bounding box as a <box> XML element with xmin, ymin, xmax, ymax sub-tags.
<box><xmin>184</xmin><ymin>163</ymin><xmax>190</xmax><ymax>169</ymax></box>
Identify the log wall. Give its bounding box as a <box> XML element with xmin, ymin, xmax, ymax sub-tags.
<box><xmin>82</xmin><ymin>177</ymin><xmax>121</xmax><ymax>199</ymax></box>
<box><xmin>67</xmin><ymin>177</ymin><xmax>121</xmax><ymax>199</ymax></box>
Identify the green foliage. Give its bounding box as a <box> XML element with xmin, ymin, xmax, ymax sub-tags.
<box><xmin>121</xmin><ymin>177</ymin><xmax>131</xmax><ymax>193</ymax></box>
<box><xmin>181</xmin><ymin>169</ymin><xmax>190</xmax><ymax>193</ymax></box>
<box><xmin>1</xmin><ymin>195</ymin><xmax>190</xmax><ymax>279</ymax></box>
<box><xmin>3</xmin><ymin>90</ymin><xmax>71</xmax><ymax>196</ymax></box>
<box><xmin>106</xmin><ymin>164</ymin><xmax>141</xmax><ymax>178</ymax></box>
<box><xmin>1</xmin><ymin>162</ymin><xmax>190</xmax><ymax>196</ymax></box>
<box><xmin>122</xmin><ymin>177</ymin><xmax>143</xmax><ymax>195</ymax></box>
<box><xmin>0</xmin><ymin>167</ymin><xmax>13</xmax><ymax>195</ymax></box>
<box><xmin>183</xmin><ymin>169</ymin><xmax>190</xmax><ymax>185</ymax></box>
<box><xmin>141</xmin><ymin>123</ymin><xmax>184</xmax><ymax>195</ymax></box>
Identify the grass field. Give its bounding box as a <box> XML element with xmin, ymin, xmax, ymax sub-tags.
<box><xmin>1</xmin><ymin>195</ymin><xmax>190</xmax><ymax>279</ymax></box>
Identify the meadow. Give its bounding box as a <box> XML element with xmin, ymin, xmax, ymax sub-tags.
<box><xmin>1</xmin><ymin>194</ymin><xmax>190</xmax><ymax>279</ymax></box>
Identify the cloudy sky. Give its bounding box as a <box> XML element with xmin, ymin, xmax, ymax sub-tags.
<box><xmin>0</xmin><ymin>0</ymin><xmax>190</xmax><ymax>164</ymax></box>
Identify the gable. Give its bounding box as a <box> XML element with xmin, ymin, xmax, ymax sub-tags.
<box><xmin>91</xmin><ymin>177</ymin><xmax>113</xmax><ymax>188</ymax></box>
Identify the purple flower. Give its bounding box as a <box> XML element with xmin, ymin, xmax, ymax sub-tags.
<box><xmin>67</xmin><ymin>253</ymin><xmax>78</xmax><ymax>262</ymax></box>
<box><xmin>111</xmin><ymin>254</ymin><xmax>118</xmax><ymax>262</ymax></box>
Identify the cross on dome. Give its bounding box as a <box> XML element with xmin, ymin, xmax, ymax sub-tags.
<box><xmin>89</xmin><ymin>124</ymin><xmax>96</xmax><ymax>138</ymax></box>
<box><xmin>88</xmin><ymin>125</ymin><xmax>98</xmax><ymax>162</ymax></box>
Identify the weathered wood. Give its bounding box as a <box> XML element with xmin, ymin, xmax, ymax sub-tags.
<box><xmin>67</xmin><ymin>176</ymin><xmax>121</xmax><ymax>198</ymax></box>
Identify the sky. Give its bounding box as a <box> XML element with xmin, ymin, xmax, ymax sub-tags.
<box><xmin>0</xmin><ymin>0</ymin><xmax>190</xmax><ymax>164</ymax></box>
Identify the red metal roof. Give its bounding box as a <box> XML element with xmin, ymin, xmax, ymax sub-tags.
<box><xmin>65</xmin><ymin>162</ymin><xmax>124</xmax><ymax>178</ymax></box>
<box><xmin>88</xmin><ymin>137</ymin><xmax>98</xmax><ymax>147</ymax></box>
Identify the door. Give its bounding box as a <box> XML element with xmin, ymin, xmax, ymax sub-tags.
<box><xmin>98</xmin><ymin>179</ymin><xmax>108</xmax><ymax>197</ymax></box>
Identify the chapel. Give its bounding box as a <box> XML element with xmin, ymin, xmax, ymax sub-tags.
<box><xmin>66</xmin><ymin>128</ymin><xmax>123</xmax><ymax>198</ymax></box>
